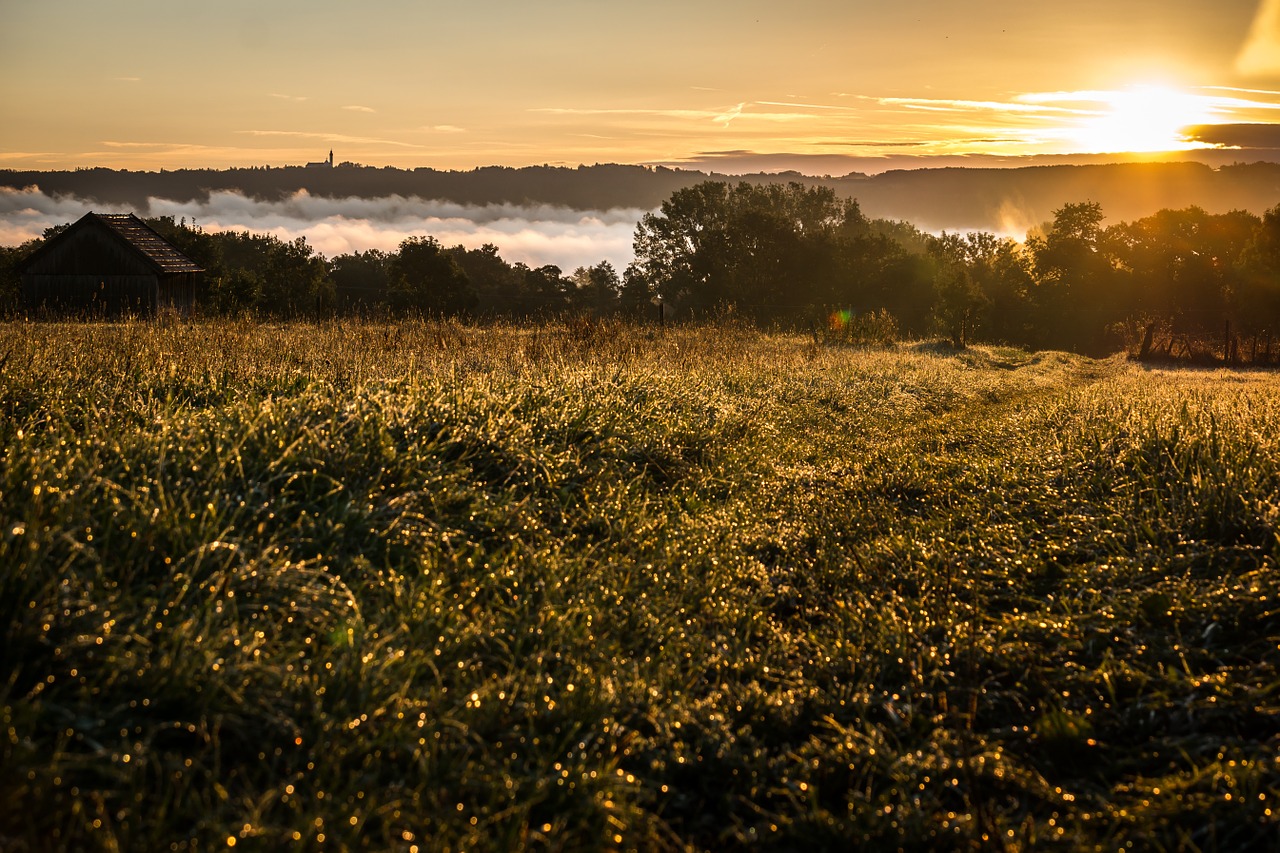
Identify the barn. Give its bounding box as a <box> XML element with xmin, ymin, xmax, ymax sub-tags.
<box><xmin>18</xmin><ymin>212</ymin><xmax>204</xmax><ymax>317</ymax></box>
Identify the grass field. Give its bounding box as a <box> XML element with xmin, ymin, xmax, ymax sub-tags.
<box><xmin>2</xmin><ymin>318</ymin><xmax>1278</xmax><ymax>851</ymax></box>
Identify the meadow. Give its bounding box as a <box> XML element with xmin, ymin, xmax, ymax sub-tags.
<box><xmin>1</xmin><ymin>318</ymin><xmax>1277</xmax><ymax>851</ymax></box>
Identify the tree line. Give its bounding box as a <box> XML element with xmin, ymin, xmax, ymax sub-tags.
<box><xmin>630</xmin><ymin>182</ymin><xmax>1279</xmax><ymax>356</ymax></box>
<box><xmin>0</xmin><ymin>221</ymin><xmax>640</xmax><ymax>323</ymax></box>
<box><xmin>2</xmin><ymin>180</ymin><xmax>1278</xmax><ymax>356</ymax></box>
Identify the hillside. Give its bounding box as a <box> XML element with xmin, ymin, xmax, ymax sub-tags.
<box><xmin>5</xmin><ymin>160</ymin><xmax>1280</xmax><ymax>235</ymax></box>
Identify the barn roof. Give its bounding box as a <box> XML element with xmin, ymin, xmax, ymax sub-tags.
<box><xmin>93</xmin><ymin>214</ymin><xmax>204</xmax><ymax>274</ymax></box>
<box><xmin>20</xmin><ymin>212</ymin><xmax>204</xmax><ymax>275</ymax></box>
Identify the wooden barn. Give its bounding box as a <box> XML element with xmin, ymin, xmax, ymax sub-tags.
<box><xmin>18</xmin><ymin>212</ymin><xmax>203</xmax><ymax>317</ymax></box>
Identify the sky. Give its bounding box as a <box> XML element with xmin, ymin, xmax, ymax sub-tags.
<box><xmin>3</xmin><ymin>0</ymin><xmax>1280</xmax><ymax>175</ymax></box>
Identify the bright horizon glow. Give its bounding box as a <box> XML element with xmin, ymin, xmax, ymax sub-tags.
<box><xmin>1041</xmin><ymin>85</ymin><xmax>1224</xmax><ymax>154</ymax></box>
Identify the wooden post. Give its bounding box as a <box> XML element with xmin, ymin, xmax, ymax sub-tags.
<box><xmin>1138</xmin><ymin>322</ymin><xmax>1155</xmax><ymax>360</ymax></box>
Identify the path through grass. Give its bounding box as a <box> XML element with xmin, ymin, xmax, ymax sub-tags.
<box><xmin>2</xmin><ymin>319</ymin><xmax>1277</xmax><ymax>850</ymax></box>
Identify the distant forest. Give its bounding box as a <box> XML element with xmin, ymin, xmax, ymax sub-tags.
<box><xmin>3</xmin><ymin>179</ymin><xmax>1278</xmax><ymax>360</ymax></box>
<box><xmin>3</xmin><ymin>160</ymin><xmax>1280</xmax><ymax>233</ymax></box>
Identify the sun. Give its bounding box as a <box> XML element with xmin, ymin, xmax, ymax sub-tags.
<box><xmin>1069</xmin><ymin>84</ymin><xmax>1217</xmax><ymax>154</ymax></box>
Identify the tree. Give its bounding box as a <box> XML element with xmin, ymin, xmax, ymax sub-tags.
<box><xmin>1104</xmin><ymin>207</ymin><xmax>1256</xmax><ymax>336</ymax></box>
<box><xmin>927</xmin><ymin>231</ymin><xmax>1033</xmax><ymax>345</ymax></box>
<box><xmin>259</xmin><ymin>236</ymin><xmax>332</xmax><ymax>317</ymax></box>
<box><xmin>389</xmin><ymin>236</ymin><xmax>476</xmax><ymax>316</ymax></box>
<box><xmin>985</xmin><ymin>239</ymin><xmax>1036</xmax><ymax>343</ymax></box>
<box><xmin>630</xmin><ymin>181</ymin><xmax>894</xmax><ymax>323</ymax></box>
<box><xmin>928</xmin><ymin>233</ymin><xmax>996</xmax><ymax>348</ymax></box>
<box><xmin>214</xmin><ymin>267</ymin><xmax>264</xmax><ymax>314</ymax></box>
<box><xmin>447</xmin><ymin>243</ymin><xmax>520</xmax><ymax>316</ymax></box>
<box><xmin>519</xmin><ymin>264</ymin><xmax>573</xmax><ymax>316</ymax></box>
<box><xmin>144</xmin><ymin>218</ymin><xmax>333</xmax><ymax>317</ymax></box>
<box><xmin>330</xmin><ymin>250</ymin><xmax>392</xmax><ymax>313</ymax></box>
<box><xmin>1028</xmin><ymin>201</ymin><xmax>1114</xmax><ymax>351</ymax></box>
<box><xmin>571</xmin><ymin>261</ymin><xmax>621</xmax><ymax>315</ymax></box>
<box><xmin>0</xmin><ymin>240</ymin><xmax>43</xmax><ymax>314</ymax></box>
<box><xmin>631</xmin><ymin>181</ymin><xmax>735</xmax><ymax>315</ymax></box>
<box><xmin>618</xmin><ymin>263</ymin><xmax>655</xmax><ymax>318</ymax></box>
<box><xmin>1237</xmin><ymin>203</ymin><xmax>1280</xmax><ymax>336</ymax></box>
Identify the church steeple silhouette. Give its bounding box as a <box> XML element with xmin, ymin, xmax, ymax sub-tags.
<box><xmin>329</xmin><ymin>150</ymin><xmax>334</xmax><ymax>167</ymax></box>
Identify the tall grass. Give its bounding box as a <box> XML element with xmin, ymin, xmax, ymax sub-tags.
<box><xmin>2</xmin><ymin>318</ymin><xmax>1277</xmax><ymax>850</ymax></box>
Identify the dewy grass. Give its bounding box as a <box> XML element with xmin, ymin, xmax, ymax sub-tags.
<box><xmin>1</xmin><ymin>318</ymin><xmax>1278</xmax><ymax>850</ymax></box>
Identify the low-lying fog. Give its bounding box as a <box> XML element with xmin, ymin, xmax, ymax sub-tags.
<box><xmin>1</xmin><ymin>186</ymin><xmax>645</xmax><ymax>272</ymax></box>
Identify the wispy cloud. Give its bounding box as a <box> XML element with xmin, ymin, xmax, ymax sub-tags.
<box><xmin>268</xmin><ymin>93</ymin><xmax>308</xmax><ymax>103</ymax></box>
<box><xmin>832</xmin><ymin>140</ymin><xmax>943</xmax><ymax>149</ymax></box>
<box><xmin>881</xmin><ymin>95</ymin><xmax>1089</xmax><ymax>116</ymax></box>
<box><xmin>101</xmin><ymin>141</ymin><xmax>193</xmax><ymax>148</ymax></box>
<box><xmin>422</xmin><ymin>125</ymin><xmax>466</xmax><ymax>134</ymax></box>
<box><xmin>1022</xmin><ymin>87</ymin><xmax>1280</xmax><ymax>114</ymax></box>
<box><xmin>343</xmin><ymin>105</ymin><xmax>376</xmax><ymax>113</ymax></box>
<box><xmin>1206</xmin><ymin>86</ymin><xmax>1280</xmax><ymax>98</ymax></box>
<box><xmin>714</xmin><ymin>103</ymin><xmax>745</xmax><ymax>126</ymax></box>
<box><xmin>533</xmin><ymin>102</ymin><xmax>846</xmax><ymax>124</ymax></box>
<box><xmin>0</xmin><ymin>151</ymin><xmax>61</xmax><ymax>162</ymax></box>
<box><xmin>239</xmin><ymin>130</ymin><xmax>424</xmax><ymax>149</ymax></box>
<box><xmin>113</xmin><ymin>76</ymin><xmax>141</xmax><ymax>83</ymax></box>
<box><xmin>757</xmin><ymin>100</ymin><xmax>859</xmax><ymax>113</ymax></box>
<box><xmin>532</xmin><ymin>106</ymin><xmax>735</xmax><ymax>119</ymax></box>
<box><xmin>94</xmin><ymin>142</ymin><xmax>249</xmax><ymax>160</ymax></box>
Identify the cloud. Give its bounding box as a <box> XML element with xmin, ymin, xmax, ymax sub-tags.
<box><xmin>343</xmin><ymin>105</ymin><xmax>376</xmax><ymax>113</ymax></box>
<box><xmin>0</xmin><ymin>152</ymin><xmax>61</xmax><ymax>162</ymax></box>
<box><xmin>101</xmin><ymin>141</ymin><xmax>200</xmax><ymax>149</ymax></box>
<box><xmin>757</xmin><ymin>100</ymin><xmax>859</xmax><ymax>113</ymax></box>
<box><xmin>833</xmin><ymin>140</ymin><xmax>941</xmax><ymax>149</ymax></box>
<box><xmin>1206</xmin><ymin>85</ymin><xmax>1280</xmax><ymax>98</ymax></box>
<box><xmin>90</xmin><ymin>142</ymin><xmax>252</xmax><ymax>163</ymax></box>
<box><xmin>1237</xmin><ymin>0</ymin><xmax>1280</xmax><ymax>76</ymax></box>
<box><xmin>269</xmin><ymin>93</ymin><xmax>308</xmax><ymax>102</ymax></box>
<box><xmin>882</xmin><ymin>95</ymin><xmax>1089</xmax><ymax>116</ymax></box>
<box><xmin>239</xmin><ymin>130</ymin><xmax>424</xmax><ymax>149</ymax></box>
<box><xmin>0</xmin><ymin>186</ymin><xmax>646</xmax><ymax>272</ymax></box>
<box><xmin>1183</xmin><ymin>123</ymin><xmax>1280</xmax><ymax>150</ymax></box>
<box><xmin>532</xmin><ymin>106</ymin><xmax>736</xmax><ymax>120</ymax></box>
<box><xmin>714</xmin><ymin>103</ymin><xmax>745</xmax><ymax>126</ymax></box>
<box><xmin>531</xmin><ymin>102</ymin><xmax>827</xmax><ymax>124</ymax></box>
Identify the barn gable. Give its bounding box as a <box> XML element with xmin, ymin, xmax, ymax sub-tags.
<box><xmin>19</xmin><ymin>213</ymin><xmax>203</xmax><ymax>316</ymax></box>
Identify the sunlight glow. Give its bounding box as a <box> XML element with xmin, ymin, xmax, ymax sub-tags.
<box><xmin>1067</xmin><ymin>85</ymin><xmax>1218</xmax><ymax>154</ymax></box>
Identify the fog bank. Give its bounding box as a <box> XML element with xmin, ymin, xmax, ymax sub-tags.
<box><xmin>0</xmin><ymin>186</ymin><xmax>646</xmax><ymax>272</ymax></box>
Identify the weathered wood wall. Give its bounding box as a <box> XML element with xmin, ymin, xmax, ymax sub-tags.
<box><xmin>20</xmin><ymin>224</ymin><xmax>200</xmax><ymax>316</ymax></box>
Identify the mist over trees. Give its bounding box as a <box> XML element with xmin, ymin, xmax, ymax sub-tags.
<box><xmin>4</xmin><ymin>160</ymin><xmax>1279</xmax><ymax>235</ymax></box>
<box><xmin>3</xmin><ymin>180</ymin><xmax>1278</xmax><ymax>359</ymax></box>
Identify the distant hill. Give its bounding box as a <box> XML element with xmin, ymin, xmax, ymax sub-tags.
<box><xmin>4</xmin><ymin>161</ymin><xmax>1278</xmax><ymax>235</ymax></box>
<box><xmin>843</xmin><ymin>162</ymin><xmax>1280</xmax><ymax>234</ymax></box>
